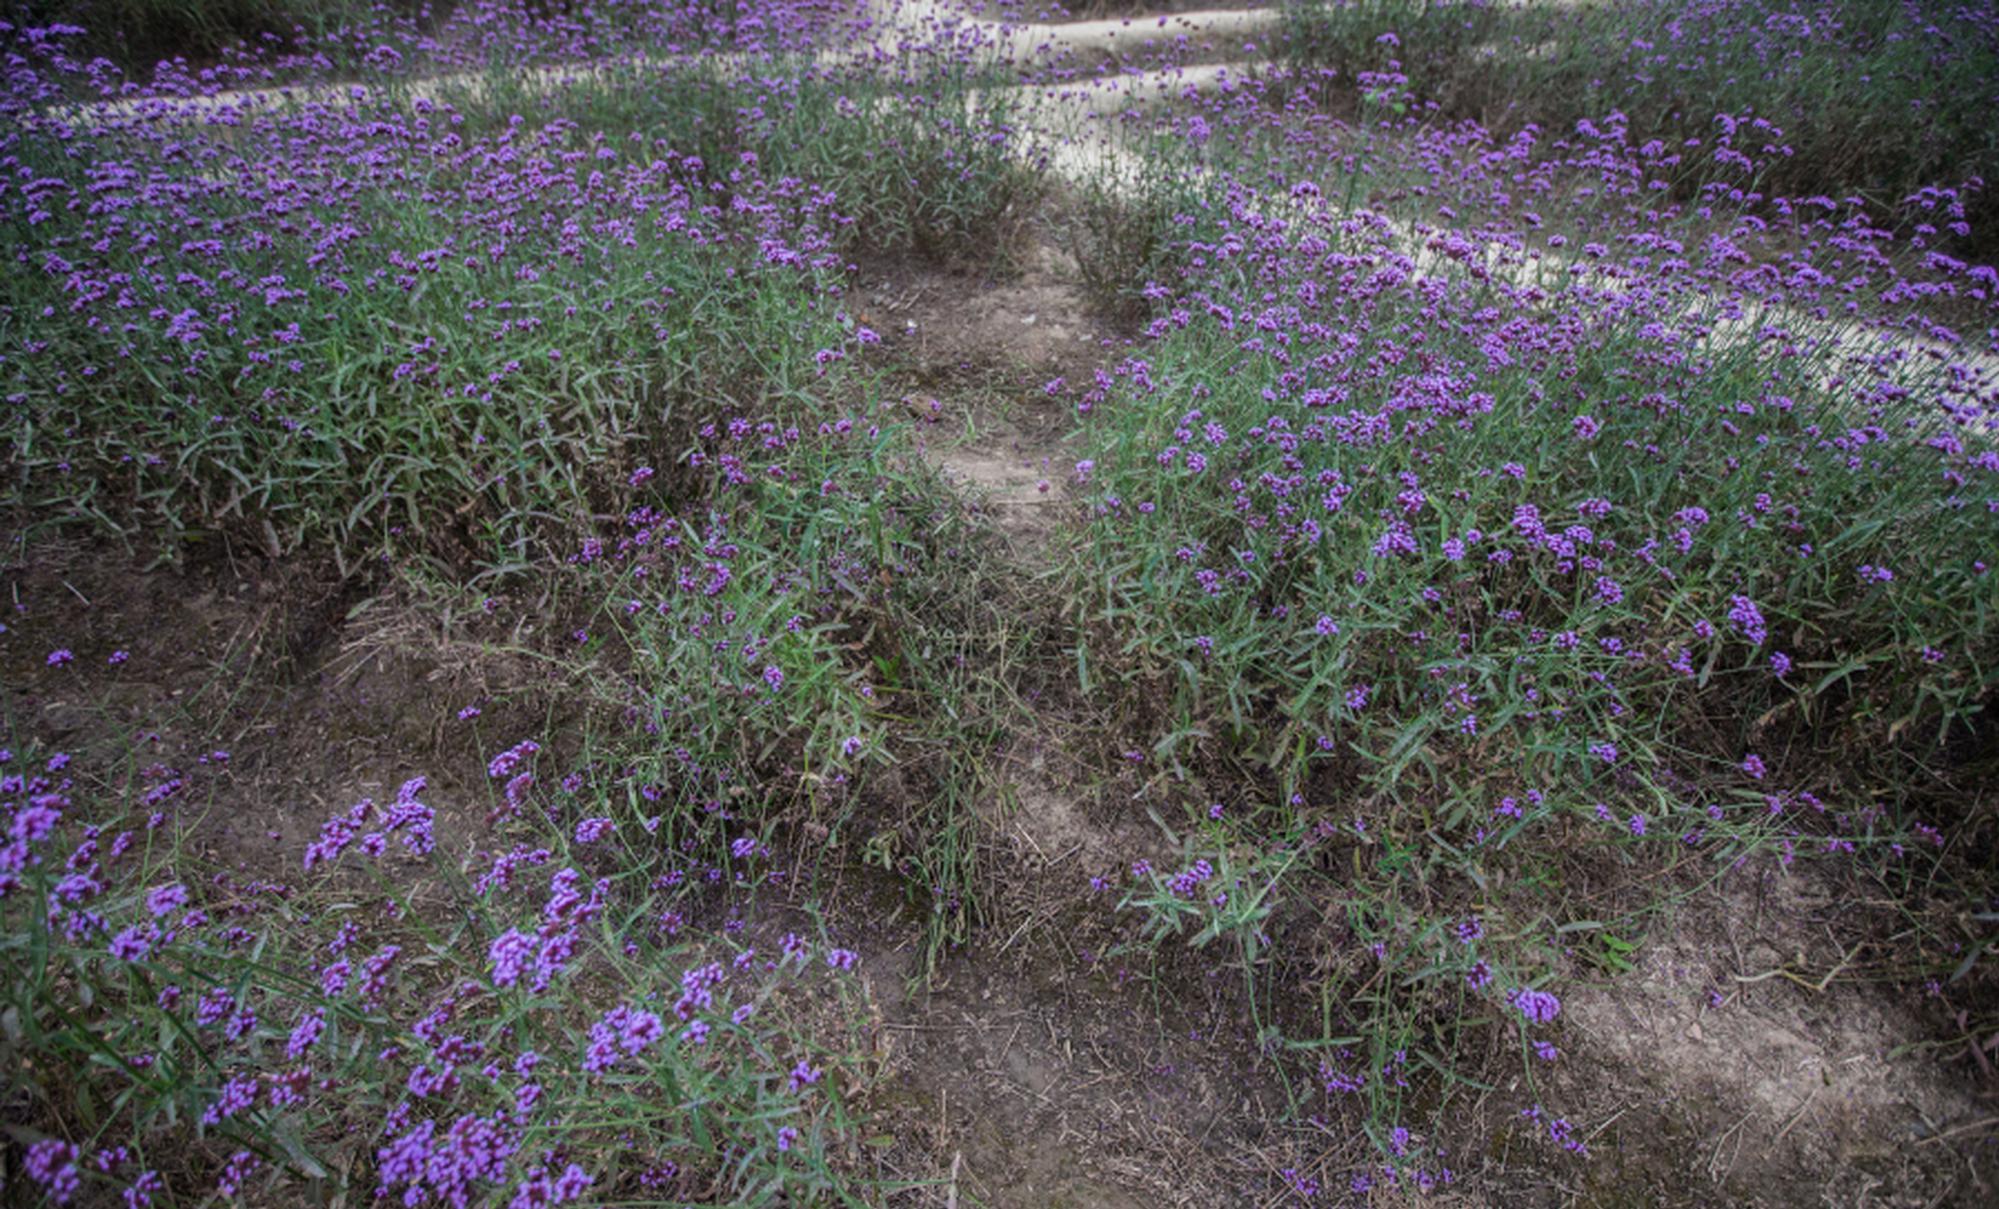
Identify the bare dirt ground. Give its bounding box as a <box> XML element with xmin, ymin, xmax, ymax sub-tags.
<box><xmin>852</xmin><ymin>219</ymin><xmax>1113</xmax><ymax>551</ymax></box>
<box><xmin>841</xmin><ymin>223</ymin><xmax>1299</xmax><ymax>1206</ymax></box>
<box><xmin>1547</xmin><ymin>874</ymin><xmax>1997</xmax><ymax>1207</ymax></box>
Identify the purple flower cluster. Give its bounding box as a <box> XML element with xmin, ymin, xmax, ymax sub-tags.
<box><xmin>583</xmin><ymin>1004</ymin><xmax>667</xmax><ymax>1073</ymax></box>
<box><xmin>1510</xmin><ymin>987</ymin><xmax>1562</xmax><ymax>1026</ymax></box>
<box><xmin>376</xmin><ymin>1113</ymin><xmax>518</xmax><ymax>1208</ymax></box>
<box><xmin>302</xmin><ymin>777</ymin><xmax>434</xmax><ymax>870</ymax></box>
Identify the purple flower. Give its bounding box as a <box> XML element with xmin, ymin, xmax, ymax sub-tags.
<box><xmin>487</xmin><ymin>739</ymin><xmax>541</xmax><ymax>780</ymax></box>
<box><xmin>202</xmin><ymin>1072</ymin><xmax>259</xmax><ymax>1124</ymax></box>
<box><xmin>1168</xmin><ymin>859</ymin><xmax>1215</xmax><ymax>899</ymax></box>
<box><xmin>789</xmin><ymin>1060</ymin><xmax>823</xmax><ymax>1092</ymax></box>
<box><xmin>196</xmin><ymin>987</ymin><xmax>236</xmax><ymax>1027</ymax></box>
<box><xmin>123</xmin><ymin>1170</ymin><xmax>162</xmax><ymax>1208</ymax></box>
<box><xmin>1741</xmin><ymin>753</ymin><xmax>1767</xmax><ymax>780</ymax></box>
<box><xmin>585</xmin><ymin>1004</ymin><xmax>664</xmax><ymax>1072</ymax></box>
<box><xmin>1727</xmin><ymin>595</ymin><xmax>1768</xmax><ymax>646</ymax></box>
<box><xmin>26</xmin><ymin>1139</ymin><xmax>80</xmax><ymax>1204</ymax></box>
<box><xmin>378</xmin><ymin>1114</ymin><xmax>513</xmax><ymax>1206</ymax></box>
<box><xmin>109</xmin><ymin>925</ymin><xmax>154</xmax><ymax>961</ymax></box>
<box><xmin>287</xmin><ymin>1008</ymin><xmax>325</xmax><ymax>1059</ymax></box>
<box><xmin>13</xmin><ymin>800</ymin><xmax>61</xmax><ymax>841</ymax></box>
<box><xmin>1510</xmin><ymin>987</ymin><xmax>1562</xmax><ymax>1024</ymax></box>
<box><xmin>46</xmin><ymin>649</ymin><xmax>73</xmax><ymax>667</ymax></box>
<box><xmin>145</xmin><ymin>883</ymin><xmax>188</xmax><ymax>917</ymax></box>
<box><xmin>319</xmin><ymin>960</ymin><xmax>351</xmax><ymax>997</ymax></box>
<box><xmin>488</xmin><ymin>929</ymin><xmax>534</xmax><ymax>988</ymax></box>
<box><xmin>215</xmin><ymin>1150</ymin><xmax>260</xmax><ymax>1197</ymax></box>
<box><xmin>510</xmin><ymin>1164</ymin><xmax>593</xmax><ymax>1209</ymax></box>
<box><xmin>826</xmin><ymin>947</ymin><xmax>858</xmax><ymax>971</ymax></box>
<box><xmin>619</xmin><ymin>1009</ymin><xmax>665</xmax><ymax>1055</ymax></box>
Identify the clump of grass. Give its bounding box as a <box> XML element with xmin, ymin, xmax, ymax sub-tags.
<box><xmin>1066</xmin><ymin>172</ymin><xmax>1205</xmax><ymax>321</ymax></box>
<box><xmin>554</xmin><ymin>381</ymin><xmax>1045</xmax><ymax>966</ymax></box>
<box><xmin>553</xmin><ymin>56</ymin><xmax>1049</xmax><ymax>268</ymax></box>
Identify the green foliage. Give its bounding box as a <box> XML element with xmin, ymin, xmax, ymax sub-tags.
<box><xmin>1066</xmin><ymin>143</ymin><xmax>1997</xmax><ymax>1144</ymax></box>
<box><xmin>8</xmin><ymin>0</ymin><xmax>433</xmax><ymax>73</ymax></box>
<box><xmin>3</xmin><ymin>49</ymin><xmax>1044</xmax><ymax>573</ymax></box>
<box><xmin>1282</xmin><ymin>0</ymin><xmax>1999</xmax><ymax>251</ymax></box>
<box><xmin>0</xmin><ymin>727</ymin><xmax>873</xmax><ymax>1204</ymax></box>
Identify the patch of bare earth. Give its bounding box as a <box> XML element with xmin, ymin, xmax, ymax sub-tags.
<box><xmin>0</xmin><ymin>544</ymin><xmax>552</xmax><ymax>882</ymax></box>
<box><xmin>870</xmin><ymin>949</ymin><xmax>1288</xmax><ymax>1206</ymax></box>
<box><xmin>853</xmin><ymin>230</ymin><xmax>1117</xmax><ymax>550</ymax></box>
<box><xmin>1436</xmin><ymin>863</ymin><xmax>1999</xmax><ymax>1207</ymax></box>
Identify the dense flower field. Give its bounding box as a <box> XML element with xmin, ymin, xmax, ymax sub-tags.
<box><xmin>4</xmin><ymin>0</ymin><xmax>1996</xmax><ymax>1203</ymax></box>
